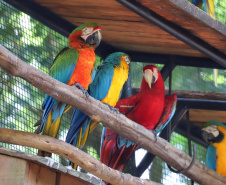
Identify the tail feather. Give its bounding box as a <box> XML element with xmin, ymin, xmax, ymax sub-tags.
<box><xmin>38</xmin><ymin>112</ymin><xmax>62</xmax><ymax>157</ymax></box>
<box><xmin>101</xmin><ymin>129</ymin><xmax>137</xmax><ymax>173</ymax></box>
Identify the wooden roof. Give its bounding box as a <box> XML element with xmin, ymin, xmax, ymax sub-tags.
<box><xmin>34</xmin><ymin>0</ymin><xmax>226</xmax><ymax>58</ymax></box>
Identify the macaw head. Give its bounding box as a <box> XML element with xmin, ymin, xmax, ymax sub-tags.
<box><xmin>104</xmin><ymin>52</ymin><xmax>130</xmax><ymax>67</ymax></box>
<box><xmin>142</xmin><ymin>65</ymin><xmax>162</xmax><ymax>90</ymax></box>
<box><xmin>68</xmin><ymin>22</ymin><xmax>102</xmax><ymax>49</ymax></box>
<box><xmin>201</xmin><ymin>120</ymin><xmax>226</xmax><ymax>144</ymax></box>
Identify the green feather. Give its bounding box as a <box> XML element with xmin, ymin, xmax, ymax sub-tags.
<box><xmin>70</xmin><ymin>22</ymin><xmax>100</xmax><ymax>34</ymax></box>
<box><xmin>202</xmin><ymin>120</ymin><xmax>226</xmax><ymax>129</ymax></box>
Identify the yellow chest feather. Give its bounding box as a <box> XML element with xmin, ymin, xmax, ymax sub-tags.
<box><xmin>101</xmin><ymin>60</ymin><xmax>129</xmax><ymax>106</ymax></box>
<box><xmin>213</xmin><ymin>126</ymin><xmax>226</xmax><ymax>176</ymax></box>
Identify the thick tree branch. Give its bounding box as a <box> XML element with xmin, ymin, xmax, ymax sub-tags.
<box><xmin>1</xmin><ymin>44</ymin><xmax>226</xmax><ymax>185</ymax></box>
<box><xmin>0</xmin><ymin>128</ymin><xmax>156</xmax><ymax>185</ymax></box>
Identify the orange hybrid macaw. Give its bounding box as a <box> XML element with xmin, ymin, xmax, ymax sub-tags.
<box><xmin>101</xmin><ymin>65</ymin><xmax>177</xmax><ymax>178</ymax></box>
<box><xmin>35</xmin><ymin>22</ymin><xmax>102</xmax><ymax>157</ymax></box>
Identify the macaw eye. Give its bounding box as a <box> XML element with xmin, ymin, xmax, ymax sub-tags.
<box><xmin>123</xmin><ymin>55</ymin><xmax>131</xmax><ymax>64</ymax></box>
<box><xmin>82</xmin><ymin>27</ymin><xmax>93</xmax><ymax>36</ymax></box>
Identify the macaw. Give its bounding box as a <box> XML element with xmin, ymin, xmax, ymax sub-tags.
<box><xmin>192</xmin><ymin>0</ymin><xmax>218</xmax><ymax>86</ymax></box>
<box><xmin>100</xmin><ymin>65</ymin><xmax>177</xmax><ymax>176</ymax></box>
<box><xmin>201</xmin><ymin>120</ymin><xmax>226</xmax><ymax>176</ymax></box>
<box><xmin>65</xmin><ymin>52</ymin><xmax>130</xmax><ymax>169</ymax></box>
<box><xmin>34</xmin><ymin>22</ymin><xmax>102</xmax><ymax>157</ymax></box>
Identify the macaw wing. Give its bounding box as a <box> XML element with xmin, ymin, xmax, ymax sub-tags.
<box><xmin>206</xmin><ymin>144</ymin><xmax>217</xmax><ymax>171</ymax></box>
<box><xmin>65</xmin><ymin>108</ymin><xmax>89</xmax><ymax>144</ymax></box>
<box><xmin>39</xmin><ymin>48</ymin><xmax>79</xmax><ymax>131</ymax></box>
<box><xmin>50</xmin><ymin>47</ymin><xmax>79</xmax><ymax>84</ymax></box>
<box><xmin>154</xmin><ymin>94</ymin><xmax>177</xmax><ymax>134</ymax></box>
<box><xmin>65</xmin><ymin>64</ymin><xmax>114</xmax><ymax>145</ymax></box>
<box><xmin>115</xmin><ymin>93</ymin><xmax>141</xmax><ymax>115</ymax></box>
<box><xmin>192</xmin><ymin>0</ymin><xmax>203</xmax><ymax>7</ymax></box>
<box><xmin>89</xmin><ymin>63</ymin><xmax>114</xmax><ymax>100</ymax></box>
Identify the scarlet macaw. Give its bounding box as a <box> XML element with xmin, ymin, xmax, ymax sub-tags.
<box><xmin>35</xmin><ymin>22</ymin><xmax>102</xmax><ymax>157</ymax></box>
<box><xmin>201</xmin><ymin>120</ymin><xmax>226</xmax><ymax>176</ymax></box>
<box><xmin>100</xmin><ymin>65</ymin><xmax>177</xmax><ymax>175</ymax></box>
<box><xmin>65</xmin><ymin>52</ymin><xmax>130</xmax><ymax>169</ymax></box>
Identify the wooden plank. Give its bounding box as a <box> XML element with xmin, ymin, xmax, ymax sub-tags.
<box><xmin>25</xmin><ymin>162</ymin><xmax>56</xmax><ymax>185</ymax></box>
<box><xmin>189</xmin><ymin>109</ymin><xmax>226</xmax><ymax>124</ymax></box>
<box><xmin>58</xmin><ymin>173</ymin><xmax>93</xmax><ymax>185</ymax></box>
<box><xmin>0</xmin><ymin>154</ymin><xmax>27</xmax><ymax>185</ymax></box>
<box><xmin>33</xmin><ymin>0</ymin><xmax>226</xmax><ymax>57</ymax></box>
<box><xmin>0</xmin><ymin>147</ymin><xmax>104</xmax><ymax>185</ymax></box>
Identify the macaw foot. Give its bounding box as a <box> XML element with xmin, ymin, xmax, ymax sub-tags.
<box><xmin>73</xmin><ymin>83</ymin><xmax>89</xmax><ymax>99</ymax></box>
<box><xmin>103</xmin><ymin>103</ymin><xmax>120</xmax><ymax>114</ymax></box>
<box><xmin>34</xmin><ymin>125</ymin><xmax>41</xmax><ymax>134</ymax></box>
<box><xmin>152</xmin><ymin>130</ymin><xmax>158</xmax><ymax>143</ymax></box>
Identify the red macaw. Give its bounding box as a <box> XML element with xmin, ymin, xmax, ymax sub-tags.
<box><xmin>34</xmin><ymin>22</ymin><xmax>102</xmax><ymax>157</ymax></box>
<box><xmin>100</xmin><ymin>65</ymin><xmax>177</xmax><ymax>178</ymax></box>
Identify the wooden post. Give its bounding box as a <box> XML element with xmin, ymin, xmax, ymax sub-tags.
<box><xmin>1</xmin><ymin>44</ymin><xmax>226</xmax><ymax>185</ymax></box>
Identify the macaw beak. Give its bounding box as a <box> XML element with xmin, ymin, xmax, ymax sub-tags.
<box><xmin>85</xmin><ymin>29</ymin><xmax>102</xmax><ymax>49</ymax></box>
<box><xmin>201</xmin><ymin>130</ymin><xmax>215</xmax><ymax>144</ymax></box>
<box><xmin>144</xmin><ymin>69</ymin><xmax>153</xmax><ymax>89</ymax></box>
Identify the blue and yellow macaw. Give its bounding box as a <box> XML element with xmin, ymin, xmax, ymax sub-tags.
<box><xmin>201</xmin><ymin>120</ymin><xmax>226</xmax><ymax>176</ymax></box>
<box><xmin>65</xmin><ymin>52</ymin><xmax>130</xmax><ymax>169</ymax></box>
<box><xmin>34</xmin><ymin>22</ymin><xmax>102</xmax><ymax>157</ymax></box>
<box><xmin>192</xmin><ymin>0</ymin><xmax>218</xmax><ymax>86</ymax></box>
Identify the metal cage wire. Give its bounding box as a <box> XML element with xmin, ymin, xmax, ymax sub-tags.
<box><xmin>0</xmin><ymin>0</ymin><xmax>224</xmax><ymax>184</ymax></box>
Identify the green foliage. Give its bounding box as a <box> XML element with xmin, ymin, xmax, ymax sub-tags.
<box><xmin>0</xmin><ymin>1</ymin><xmax>69</xmax><ymax>161</ymax></box>
<box><xmin>187</xmin><ymin>0</ymin><xmax>226</xmax><ymax>23</ymax></box>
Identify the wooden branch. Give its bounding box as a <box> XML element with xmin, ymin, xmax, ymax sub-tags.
<box><xmin>1</xmin><ymin>44</ymin><xmax>226</xmax><ymax>185</ymax></box>
<box><xmin>0</xmin><ymin>128</ymin><xmax>157</xmax><ymax>185</ymax></box>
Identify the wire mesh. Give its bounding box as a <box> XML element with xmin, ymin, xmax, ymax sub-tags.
<box><xmin>187</xmin><ymin>0</ymin><xmax>226</xmax><ymax>24</ymax></box>
<box><xmin>0</xmin><ymin>0</ymin><xmax>101</xmax><ymax>165</ymax></box>
<box><xmin>135</xmin><ymin>132</ymin><xmax>207</xmax><ymax>185</ymax></box>
<box><xmin>131</xmin><ymin>62</ymin><xmax>226</xmax><ymax>92</ymax></box>
<box><xmin>0</xmin><ymin>1</ymin><xmax>216</xmax><ymax>184</ymax></box>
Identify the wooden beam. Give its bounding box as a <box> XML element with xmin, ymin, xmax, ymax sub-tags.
<box><xmin>133</xmin><ymin>89</ymin><xmax>226</xmax><ymax>101</ymax></box>
<box><xmin>1</xmin><ymin>44</ymin><xmax>226</xmax><ymax>184</ymax></box>
<box><xmin>189</xmin><ymin>109</ymin><xmax>226</xmax><ymax>124</ymax></box>
<box><xmin>166</xmin><ymin>90</ymin><xmax>226</xmax><ymax>101</ymax></box>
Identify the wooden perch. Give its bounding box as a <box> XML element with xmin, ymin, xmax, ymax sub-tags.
<box><xmin>0</xmin><ymin>128</ymin><xmax>156</xmax><ymax>185</ymax></box>
<box><xmin>1</xmin><ymin>44</ymin><xmax>226</xmax><ymax>185</ymax></box>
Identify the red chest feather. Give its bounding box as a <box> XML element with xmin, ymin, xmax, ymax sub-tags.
<box><xmin>133</xmin><ymin>89</ymin><xmax>165</xmax><ymax>130</ymax></box>
<box><xmin>67</xmin><ymin>48</ymin><xmax>95</xmax><ymax>89</ymax></box>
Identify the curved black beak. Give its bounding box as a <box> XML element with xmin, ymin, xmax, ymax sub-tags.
<box><xmin>86</xmin><ymin>30</ymin><xmax>102</xmax><ymax>49</ymax></box>
<box><xmin>201</xmin><ymin>130</ymin><xmax>215</xmax><ymax>144</ymax></box>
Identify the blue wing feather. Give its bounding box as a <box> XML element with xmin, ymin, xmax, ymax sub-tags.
<box><xmin>206</xmin><ymin>145</ymin><xmax>217</xmax><ymax>171</ymax></box>
<box><xmin>40</xmin><ymin>48</ymin><xmax>79</xmax><ymax>131</ymax></box>
<box><xmin>66</xmin><ymin>63</ymin><xmax>115</xmax><ymax>146</ymax></box>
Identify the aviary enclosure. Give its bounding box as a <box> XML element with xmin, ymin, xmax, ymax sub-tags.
<box><xmin>0</xmin><ymin>0</ymin><xmax>226</xmax><ymax>184</ymax></box>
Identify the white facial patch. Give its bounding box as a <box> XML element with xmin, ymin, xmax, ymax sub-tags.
<box><xmin>81</xmin><ymin>27</ymin><xmax>94</xmax><ymax>40</ymax></box>
<box><xmin>123</xmin><ymin>56</ymin><xmax>130</xmax><ymax>64</ymax></box>
<box><xmin>202</xmin><ymin>125</ymin><xmax>219</xmax><ymax>137</ymax></box>
<box><xmin>153</xmin><ymin>68</ymin><xmax>158</xmax><ymax>83</ymax></box>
